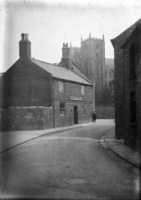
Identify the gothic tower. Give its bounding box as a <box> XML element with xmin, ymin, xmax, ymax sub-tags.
<box><xmin>69</xmin><ymin>34</ymin><xmax>106</xmax><ymax>104</ymax></box>
<box><xmin>80</xmin><ymin>34</ymin><xmax>105</xmax><ymax>104</ymax></box>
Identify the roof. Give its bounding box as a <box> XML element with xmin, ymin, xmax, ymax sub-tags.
<box><xmin>31</xmin><ymin>58</ymin><xmax>92</xmax><ymax>86</ymax></box>
<box><xmin>111</xmin><ymin>19</ymin><xmax>141</xmax><ymax>47</ymax></box>
<box><xmin>121</xmin><ymin>22</ymin><xmax>141</xmax><ymax>48</ymax></box>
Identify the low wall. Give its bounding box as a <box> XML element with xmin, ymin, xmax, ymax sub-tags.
<box><xmin>0</xmin><ymin>106</ymin><xmax>53</xmax><ymax>131</ymax></box>
<box><xmin>96</xmin><ymin>106</ymin><xmax>115</xmax><ymax>119</ymax></box>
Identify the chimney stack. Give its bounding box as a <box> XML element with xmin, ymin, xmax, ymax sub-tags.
<box><xmin>19</xmin><ymin>33</ymin><xmax>31</xmax><ymax>59</ymax></box>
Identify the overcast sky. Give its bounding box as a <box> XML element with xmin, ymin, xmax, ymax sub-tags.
<box><xmin>0</xmin><ymin>0</ymin><xmax>141</xmax><ymax>72</ymax></box>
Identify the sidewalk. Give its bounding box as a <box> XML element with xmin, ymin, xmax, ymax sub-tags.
<box><xmin>0</xmin><ymin>124</ymin><xmax>85</xmax><ymax>154</ymax></box>
<box><xmin>1</xmin><ymin>121</ymin><xmax>140</xmax><ymax>168</ymax></box>
<box><xmin>101</xmin><ymin>129</ymin><xmax>141</xmax><ymax>168</ymax></box>
<box><xmin>0</xmin><ymin>119</ymin><xmax>115</xmax><ymax>154</ymax></box>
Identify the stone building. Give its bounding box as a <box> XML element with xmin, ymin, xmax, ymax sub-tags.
<box><xmin>111</xmin><ymin>19</ymin><xmax>141</xmax><ymax>151</ymax></box>
<box><xmin>69</xmin><ymin>34</ymin><xmax>114</xmax><ymax>105</ymax></box>
<box><xmin>0</xmin><ymin>34</ymin><xmax>94</xmax><ymax>130</ymax></box>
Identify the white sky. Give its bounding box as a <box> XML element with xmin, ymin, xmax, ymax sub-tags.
<box><xmin>0</xmin><ymin>0</ymin><xmax>141</xmax><ymax>72</ymax></box>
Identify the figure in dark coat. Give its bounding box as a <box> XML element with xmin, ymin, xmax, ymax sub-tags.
<box><xmin>92</xmin><ymin>111</ymin><xmax>97</xmax><ymax>122</ymax></box>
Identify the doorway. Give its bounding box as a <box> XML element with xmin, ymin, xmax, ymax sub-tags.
<box><xmin>74</xmin><ymin>106</ymin><xmax>78</xmax><ymax>124</ymax></box>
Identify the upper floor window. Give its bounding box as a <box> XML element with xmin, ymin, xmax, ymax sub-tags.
<box><xmin>130</xmin><ymin>91</ymin><xmax>136</xmax><ymax>123</ymax></box>
<box><xmin>129</xmin><ymin>44</ymin><xmax>135</xmax><ymax>77</ymax></box>
<box><xmin>81</xmin><ymin>86</ymin><xmax>85</xmax><ymax>95</ymax></box>
<box><xmin>59</xmin><ymin>81</ymin><xmax>64</xmax><ymax>93</ymax></box>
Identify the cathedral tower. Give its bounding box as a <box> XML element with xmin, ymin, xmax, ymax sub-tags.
<box><xmin>80</xmin><ymin>35</ymin><xmax>105</xmax><ymax>103</ymax></box>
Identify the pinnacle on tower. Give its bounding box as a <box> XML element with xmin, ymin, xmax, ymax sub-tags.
<box><xmin>102</xmin><ymin>34</ymin><xmax>105</xmax><ymax>40</ymax></box>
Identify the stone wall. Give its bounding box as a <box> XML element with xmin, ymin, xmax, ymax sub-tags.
<box><xmin>1</xmin><ymin>106</ymin><xmax>53</xmax><ymax>131</ymax></box>
<box><xmin>96</xmin><ymin>106</ymin><xmax>115</xmax><ymax>119</ymax></box>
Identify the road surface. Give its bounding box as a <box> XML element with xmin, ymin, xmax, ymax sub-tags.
<box><xmin>0</xmin><ymin>121</ymin><xmax>139</xmax><ymax>199</ymax></box>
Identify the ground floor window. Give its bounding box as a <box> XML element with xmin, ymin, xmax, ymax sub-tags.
<box><xmin>82</xmin><ymin>106</ymin><xmax>86</xmax><ymax>116</ymax></box>
<box><xmin>60</xmin><ymin>102</ymin><xmax>66</xmax><ymax>116</ymax></box>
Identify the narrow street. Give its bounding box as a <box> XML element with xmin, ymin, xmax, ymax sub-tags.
<box><xmin>0</xmin><ymin>121</ymin><xmax>139</xmax><ymax>200</ymax></box>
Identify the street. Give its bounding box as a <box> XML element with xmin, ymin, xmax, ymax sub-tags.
<box><xmin>0</xmin><ymin>121</ymin><xmax>139</xmax><ymax>200</ymax></box>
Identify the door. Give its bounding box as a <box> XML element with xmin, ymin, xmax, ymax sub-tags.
<box><xmin>74</xmin><ymin>106</ymin><xmax>78</xmax><ymax>124</ymax></box>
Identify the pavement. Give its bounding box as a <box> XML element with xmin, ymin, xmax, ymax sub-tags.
<box><xmin>0</xmin><ymin>119</ymin><xmax>140</xmax><ymax>168</ymax></box>
<box><xmin>100</xmin><ymin>129</ymin><xmax>141</xmax><ymax>168</ymax></box>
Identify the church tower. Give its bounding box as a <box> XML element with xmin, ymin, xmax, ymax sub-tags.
<box><xmin>69</xmin><ymin>33</ymin><xmax>106</xmax><ymax>104</ymax></box>
<box><xmin>80</xmin><ymin>34</ymin><xmax>105</xmax><ymax>104</ymax></box>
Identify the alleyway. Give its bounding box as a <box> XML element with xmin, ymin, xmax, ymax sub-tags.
<box><xmin>0</xmin><ymin>121</ymin><xmax>139</xmax><ymax>200</ymax></box>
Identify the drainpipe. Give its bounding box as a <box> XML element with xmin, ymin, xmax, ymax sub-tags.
<box><xmin>93</xmin><ymin>83</ymin><xmax>96</xmax><ymax>111</ymax></box>
<box><xmin>52</xmin><ymin>79</ymin><xmax>55</xmax><ymax>128</ymax></box>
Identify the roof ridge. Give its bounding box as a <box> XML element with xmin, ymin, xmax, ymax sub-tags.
<box><xmin>31</xmin><ymin>58</ymin><xmax>58</xmax><ymax>66</ymax></box>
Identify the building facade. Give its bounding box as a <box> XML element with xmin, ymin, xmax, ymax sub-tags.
<box><xmin>111</xmin><ymin>19</ymin><xmax>141</xmax><ymax>151</ymax></box>
<box><xmin>69</xmin><ymin>34</ymin><xmax>114</xmax><ymax>105</ymax></box>
<box><xmin>0</xmin><ymin>34</ymin><xmax>94</xmax><ymax>130</ymax></box>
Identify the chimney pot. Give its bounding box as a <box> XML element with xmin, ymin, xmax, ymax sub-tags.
<box><xmin>21</xmin><ymin>33</ymin><xmax>24</xmax><ymax>40</ymax></box>
<box><xmin>25</xmin><ymin>34</ymin><xmax>28</xmax><ymax>40</ymax></box>
<box><xmin>19</xmin><ymin>33</ymin><xmax>31</xmax><ymax>59</ymax></box>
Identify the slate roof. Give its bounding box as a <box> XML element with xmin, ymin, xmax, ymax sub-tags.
<box><xmin>111</xmin><ymin>19</ymin><xmax>141</xmax><ymax>47</ymax></box>
<box><xmin>31</xmin><ymin>58</ymin><xmax>92</xmax><ymax>86</ymax></box>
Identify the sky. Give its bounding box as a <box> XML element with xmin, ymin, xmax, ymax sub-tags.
<box><xmin>0</xmin><ymin>0</ymin><xmax>141</xmax><ymax>73</ymax></box>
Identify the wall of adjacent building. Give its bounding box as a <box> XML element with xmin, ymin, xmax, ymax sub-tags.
<box><xmin>122</xmin><ymin>32</ymin><xmax>141</xmax><ymax>150</ymax></box>
<box><xmin>113</xmin><ymin>46</ymin><xmax>125</xmax><ymax>139</ymax></box>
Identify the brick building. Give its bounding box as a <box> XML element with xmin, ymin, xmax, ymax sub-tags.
<box><xmin>111</xmin><ymin>19</ymin><xmax>141</xmax><ymax>151</ymax></box>
<box><xmin>0</xmin><ymin>34</ymin><xmax>94</xmax><ymax>130</ymax></box>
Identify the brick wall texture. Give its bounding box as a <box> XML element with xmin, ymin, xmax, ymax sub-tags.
<box><xmin>122</xmin><ymin>30</ymin><xmax>141</xmax><ymax>150</ymax></box>
<box><xmin>53</xmin><ymin>80</ymin><xmax>93</xmax><ymax>127</ymax></box>
<box><xmin>1</xmin><ymin>59</ymin><xmax>52</xmax><ymax>107</ymax></box>
<box><xmin>112</xmin><ymin>21</ymin><xmax>141</xmax><ymax>151</ymax></box>
<box><xmin>1</xmin><ymin>107</ymin><xmax>53</xmax><ymax>131</ymax></box>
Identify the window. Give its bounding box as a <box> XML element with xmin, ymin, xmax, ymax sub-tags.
<box><xmin>129</xmin><ymin>44</ymin><xmax>135</xmax><ymax>77</ymax></box>
<box><xmin>130</xmin><ymin>91</ymin><xmax>136</xmax><ymax>123</ymax></box>
<box><xmin>60</xmin><ymin>102</ymin><xmax>65</xmax><ymax>116</ymax></box>
<box><xmin>81</xmin><ymin>86</ymin><xmax>85</xmax><ymax>95</ymax></box>
<box><xmin>59</xmin><ymin>81</ymin><xmax>64</xmax><ymax>92</ymax></box>
<box><xmin>82</xmin><ymin>106</ymin><xmax>86</xmax><ymax>116</ymax></box>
